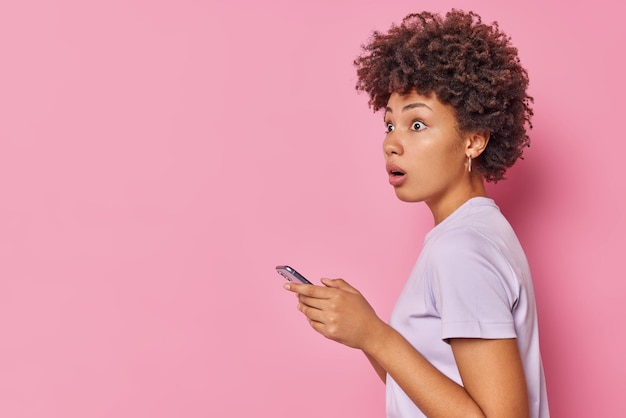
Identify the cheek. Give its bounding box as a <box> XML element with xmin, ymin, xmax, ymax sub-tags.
<box><xmin>435</xmin><ymin>137</ymin><xmax>464</xmax><ymax>165</ymax></box>
<box><xmin>417</xmin><ymin>143</ymin><xmax>462</xmax><ymax>178</ymax></box>
<box><xmin>413</xmin><ymin>142</ymin><xmax>446</xmax><ymax>167</ymax></box>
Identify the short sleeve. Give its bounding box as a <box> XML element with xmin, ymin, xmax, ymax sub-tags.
<box><xmin>426</xmin><ymin>228</ymin><xmax>520</xmax><ymax>341</ymax></box>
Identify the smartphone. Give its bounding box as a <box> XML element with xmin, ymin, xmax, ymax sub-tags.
<box><xmin>276</xmin><ymin>265</ymin><xmax>312</xmax><ymax>284</ymax></box>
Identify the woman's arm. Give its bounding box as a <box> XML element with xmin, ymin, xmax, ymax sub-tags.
<box><xmin>364</xmin><ymin>352</ymin><xmax>386</xmax><ymax>383</ymax></box>
<box><xmin>449</xmin><ymin>338</ymin><xmax>529</xmax><ymax>417</ymax></box>
<box><xmin>367</xmin><ymin>323</ymin><xmax>529</xmax><ymax>417</ymax></box>
<box><xmin>285</xmin><ymin>279</ymin><xmax>529</xmax><ymax>418</ymax></box>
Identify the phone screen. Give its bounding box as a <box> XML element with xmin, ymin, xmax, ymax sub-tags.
<box><xmin>276</xmin><ymin>265</ymin><xmax>312</xmax><ymax>284</ymax></box>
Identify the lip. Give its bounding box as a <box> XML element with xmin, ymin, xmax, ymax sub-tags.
<box><xmin>386</xmin><ymin>163</ymin><xmax>406</xmax><ymax>187</ymax></box>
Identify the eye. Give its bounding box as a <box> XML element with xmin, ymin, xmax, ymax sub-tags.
<box><xmin>385</xmin><ymin>122</ymin><xmax>395</xmax><ymax>133</ymax></box>
<box><xmin>411</xmin><ymin>121</ymin><xmax>426</xmax><ymax>131</ymax></box>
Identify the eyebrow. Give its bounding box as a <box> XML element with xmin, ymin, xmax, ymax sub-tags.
<box><xmin>385</xmin><ymin>102</ymin><xmax>432</xmax><ymax>114</ymax></box>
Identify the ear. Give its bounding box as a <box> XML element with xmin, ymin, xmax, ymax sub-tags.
<box><xmin>465</xmin><ymin>131</ymin><xmax>490</xmax><ymax>159</ymax></box>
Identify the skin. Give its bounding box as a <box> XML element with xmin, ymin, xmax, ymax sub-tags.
<box><xmin>382</xmin><ymin>90</ymin><xmax>488</xmax><ymax>223</ymax></box>
<box><xmin>284</xmin><ymin>91</ymin><xmax>530</xmax><ymax>417</ymax></box>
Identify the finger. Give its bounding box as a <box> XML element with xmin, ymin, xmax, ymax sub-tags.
<box><xmin>320</xmin><ymin>278</ymin><xmax>360</xmax><ymax>294</ymax></box>
<box><xmin>308</xmin><ymin>318</ymin><xmax>329</xmax><ymax>335</ymax></box>
<box><xmin>298</xmin><ymin>294</ymin><xmax>328</xmax><ymax>310</ymax></box>
<box><xmin>307</xmin><ymin>317</ymin><xmax>341</xmax><ymax>343</ymax></box>
<box><xmin>283</xmin><ymin>282</ymin><xmax>333</xmax><ymax>299</ymax></box>
<box><xmin>298</xmin><ymin>302</ymin><xmax>326</xmax><ymax>324</ymax></box>
<box><xmin>282</xmin><ymin>282</ymin><xmax>311</xmax><ymax>294</ymax></box>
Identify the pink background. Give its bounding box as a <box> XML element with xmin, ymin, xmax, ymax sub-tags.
<box><xmin>1</xmin><ymin>0</ymin><xmax>624</xmax><ymax>417</ymax></box>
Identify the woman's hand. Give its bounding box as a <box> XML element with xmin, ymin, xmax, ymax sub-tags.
<box><xmin>284</xmin><ymin>280</ymin><xmax>530</xmax><ymax>417</ymax></box>
<box><xmin>283</xmin><ymin>278</ymin><xmax>384</xmax><ymax>350</ymax></box>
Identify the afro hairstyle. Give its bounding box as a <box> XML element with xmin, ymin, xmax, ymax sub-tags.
<box><xmin>354</xmin><ymin>10</ymin><xmax>533</xmax><ymax>182</ymax></box>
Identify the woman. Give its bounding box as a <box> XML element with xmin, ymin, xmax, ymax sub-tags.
<box><xmin>284</xmin><ymin>10</ymin><xmax>549</xmax><ymax>417</ymax></box>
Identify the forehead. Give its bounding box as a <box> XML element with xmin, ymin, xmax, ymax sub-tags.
<box><xmin>387</xmin><ymin>90</ymin><xmax>435</xmax><ymax>108</ymax></box>
<box><xmin>385</xmin><ymin>90</ymin><xmax>458</xmax><ymax>123</ymax></box>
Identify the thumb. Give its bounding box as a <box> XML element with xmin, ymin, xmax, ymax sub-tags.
<box><xmin>321</xmin><ymin>278</ymin><xmax>359</xmax><ymax>294</ymax></box>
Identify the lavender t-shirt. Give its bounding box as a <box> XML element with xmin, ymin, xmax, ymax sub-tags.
<box><xmin>386</xmin><ymin>197</ymin><xmax>549</xmax><ymax>417</ymax></box>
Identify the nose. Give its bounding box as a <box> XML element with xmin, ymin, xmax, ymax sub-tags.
<box><xmin>383</xmin><ymin>132</ymin><xmax>403</xmax><ymax>157</ymax></box>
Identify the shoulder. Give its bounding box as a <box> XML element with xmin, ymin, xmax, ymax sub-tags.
<box><xmin>426</xmin><ymin>199</ymin><xmax>518</xmax><ymax>266</ymax></box>
<box><xmin>427</xmin><ymin>226</ymin><xmax>499</xmax><ymax>265</ymax></box>
<box><xmin>425</xmin><ymin>224</ymin><xmax>519</xmax><ymax>297</ymax></box>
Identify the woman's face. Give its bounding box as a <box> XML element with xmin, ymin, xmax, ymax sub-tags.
<box><xmin>383</xmin><ymin>90</ymin><xmax>470</xmax><ymax>215</ymax></box>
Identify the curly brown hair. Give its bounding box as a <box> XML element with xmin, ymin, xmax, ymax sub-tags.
<box><xmin>354</xmin><ymin>10</ymin><xmax>533</xmax><ymax>182</ymax></box>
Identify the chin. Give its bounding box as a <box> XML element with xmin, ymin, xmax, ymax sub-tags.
<box><xmin>394</xmin><ymin>189</ymin><xmax>423</xmax><ymax>203</ymax></box>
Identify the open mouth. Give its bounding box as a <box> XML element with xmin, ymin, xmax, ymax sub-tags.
<box><xmin>386</xmin><ymin>163</ymin><xmax>407</xmax><ymax>186</ymax></box>
<box><xmin>387</xmin><ymin>164</ymin><xmax>405</xmax><ymax>177</ymax></box>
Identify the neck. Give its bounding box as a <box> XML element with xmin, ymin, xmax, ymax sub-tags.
<box><xmin>428</xmin><ymin>175</ymin><xmax>488</xmax><ymax>225</ymax></box>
